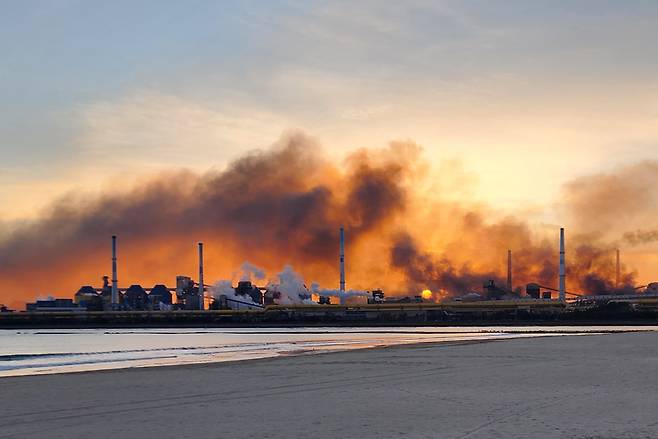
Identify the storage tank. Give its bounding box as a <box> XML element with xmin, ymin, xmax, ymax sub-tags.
<box><xmin>526</xmin><ymin>283</ymin><xmax>541</xmax><ymax>299</ymax></box>
<box><xmin>74</xmin><ymin>286</ymin><xmax>102</xmax><ymax>310</ymax></box>
<box><xmin>124</xmin><ymin>285</ymin><xmax>148</xmax><ymax>310</ymax></box>
<box><xmin>149</xmin><ymin>284</ymin><xmax>172</xmax><ymax>304</ymax></box>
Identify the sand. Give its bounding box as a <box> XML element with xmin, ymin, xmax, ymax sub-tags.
<box><xmin>1</xmin><ymin>332</ymin><xmax>657</xmax><ymax>439</ymax></box>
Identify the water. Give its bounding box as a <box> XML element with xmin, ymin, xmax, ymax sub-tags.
<box><xmin>1</xmin><ymin>326</ymin><xmax>656</xmax><ymax>377</ymax></box>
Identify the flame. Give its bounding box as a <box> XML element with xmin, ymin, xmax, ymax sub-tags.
<box><xmin>421</xmin><ymin>289</ymin><xmax>433</xmax><ymax>300</ymax></box>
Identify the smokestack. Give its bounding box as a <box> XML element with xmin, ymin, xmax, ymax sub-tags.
<box><xmin>198</xmin><ymin>242</ymin><xmax>204</xmax><ymax>310</ymax></box>
<box><xmin>339</xmin><ymin>226</ymin><xmax>345</xmax><ymax>305</ymax></box>
<box><xmin>506</xmin><ymin>250</ymin><xmax>512</xmax><ymax>291</ymax></box>
<box><xmin>559</xmin><ymin>227</ymin><xmax>566</xmax><ymax>301</ymax></box>
<box><xmin>615</xmin><ymin>249</ymin><xmax>621</xmax><ymax>289</ymax></box>
<box><xmin>111</xmin><ymin>235</ymin><xmax>118</xmax><ymax>309</ymax></box>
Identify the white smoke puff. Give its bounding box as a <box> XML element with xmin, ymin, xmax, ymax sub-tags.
<box><xmin>209</xmin><ymin>280</ymin><xmax>258</xmax><ymax>305</ymax></box>
<box><xmin>209</xmin><ymin>280</ymin><xmax>234</xmax><ymax>299</ymax></box>
<box><xmin>239</xmin><ymin>261</ymin><xmax>266</xmax><ymax>281</ymax></box>
<box><xmin>268</xmin><ymin>265</ymin><xmax>316</xmax><ymax>305</ymax></box>
<box><xmin>318</xmin><ymin>288</ymin><xmax>369</xmax><ymax>298</ymax></box>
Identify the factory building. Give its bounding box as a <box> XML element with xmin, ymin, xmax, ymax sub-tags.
<box><xmin>149</xmin><ymin>284</ymin><xmax>173</xmax><ymax>310</ymax></box>
<box><xmin>26</xmin><ymin>298</ymin><xmax>83</xmax><ymax>312</ymax></box>
<box><xmin>366</xmin><ymin>290</ymin><xmax>424</xmax><ymax>304</ymax></box>
<box><xmin>526</xmin><ymin>283</ymin><xmax>541</xmax><ymax>299</ymax></box>
<box><xmin>124</xmin><ymin>285</ymin><xmax>148</xmax><ymax>310</ymax></box>
<box><xmin>74</xmin><ymin>286</ymin><xmax>103</xmax><ymax>311</ymax></box>
<box><xmin>367</xmin><ymin>290</ymin><xmax>385</xmax><ymax>304</ymax></box>
<box><xmin>263</xmin><ymin>289</ymin><xmax>282</xmax><ymax>306</ymax></box>
<box><xmin>176</xmin><ymin>275</ymin><xmax>202</xmax><ymax>310</ymax></box>
<box><xmin>99</xmin><ymin>275</ymin><xmax>116</xmax><ymax>310</ymax></box>
<box><xmin>209</xmin><ymin>281</ymin><xmax>267</xmax><ymax>310</ymax></box>
<box><xmin>483</xmin><ymin>280</ymin><xmax>519</xmax><ymax>300</ymax></box>
<box><xmin>235</xmin><ymin>281</ymin><xmax>263</xmax><ymax>303</ymax></box>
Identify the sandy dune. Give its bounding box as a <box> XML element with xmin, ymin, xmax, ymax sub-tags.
<box><xmin>1</xmin><ymin>332</ymin><xmax>657</xmax><ymax>439</ymax></box>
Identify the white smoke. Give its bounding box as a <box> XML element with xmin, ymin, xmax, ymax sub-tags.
<box><xmin>319</xmin><ymin>289</ymin><xmax>369</xmax><ymax>298</ymax></box>
<box><xmin>210</xmin><ymin>263</ymin><xmax>369</xmax><ymax>306</ymax></box>
<box><xmin>266</xmin><ymin>265</ymin><xmax>316</xmax><ymax>305</ymax></box>
<box><xmin>209</xmin><ymin>279</ymin><xmax>259</xmax><ymax>307</ymax></box>
<box><xmin>312</xmin><ymin>285</ymin><xmax>369</xmax><ymax>300</ymax></box>
<box><xmin>239</xmin><ymin>261</ymin><xmax>266</xmax><ymax>281</ymax></box>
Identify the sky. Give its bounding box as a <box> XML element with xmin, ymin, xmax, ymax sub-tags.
<box><xmin>1</xmin><ymin>1</ymin><xmax>658</xmax><ymax>305</ymax></box>
<box><xmin>2</xmin><ymin>0</ymin><xmax>657</xmax><ymax>216</ymax></box>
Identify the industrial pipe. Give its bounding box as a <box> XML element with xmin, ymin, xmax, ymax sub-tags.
<box><xmin>559</xmin><ymin>228</ymin><xmax>566</xmax><ymax>301</ymax></box>
<box><xmin>339</xmin><ymin>227</ymin><xmax>345</xmax><ymax>305</ymax></box>
<box><xmin>198</xmin><ymin>242</ymin><xmax>204</xmax><ymax>310</ymax></box>
<box><xmin>111</xmin><ymin>235</ymin><xmax>118</xmax><ymax>309</ymax></box>
<box><xmin>507</xmin><ymin>250</ymin><xmax>512</xmax><ymax>292</ymax></box>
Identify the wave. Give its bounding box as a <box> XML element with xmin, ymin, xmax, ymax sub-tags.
<box><xmin>0</xmin><ymin>339</ymin><xmax>341</xmax><ymax>363</ymax></box>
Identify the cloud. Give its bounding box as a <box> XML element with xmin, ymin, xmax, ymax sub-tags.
<box><xmin>74</xmin><ymin>91</ymin><xmax>291</xmax><ymax>168</ymax></box>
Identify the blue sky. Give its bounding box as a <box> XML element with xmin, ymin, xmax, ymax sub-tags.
<box><xmin>2</xmin><ymin>0</ymin><xmax>658</xmax><ymax>217</ymax></box>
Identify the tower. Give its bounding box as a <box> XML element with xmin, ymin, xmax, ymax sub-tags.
<box><xmin>559</xmin><ymin>228</ymin><xmax>566</xmax><ymax>301</ymax></box>
<box><xmin>111</xmin><ymin>235</ymin><xmax>119</xmax><ymax>309</ymax></box>
<box><xmin>507</xmin><ymin>249</ymin><xmax>512</xmax><ymax>291</ymax></box>
<box><xmin>339</xmin><ymin>227</ymin><xmax>345</xmax><ymax>305</ymax></box>
<box><xmin>198</xmin><ymin>242</ymin><xmax>204</xmax><ymax>310</ymax></box>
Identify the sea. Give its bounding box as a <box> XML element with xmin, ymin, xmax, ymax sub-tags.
<box><xmin>2</xmin><ymin>326</ymin><xmax>657</xmax><ymax>377</ymax></box>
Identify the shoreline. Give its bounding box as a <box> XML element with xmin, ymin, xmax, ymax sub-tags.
<box><xmin>2</xmin><ymin>332</ymin><xmax>657</xmax><ymax>438</ymax></box>
<box><xmin>2</xmin><ymin>319</ymin><xmax>658</xmax><ymax>329</ymax></box>
<box><xmin>0</xmin><ymin>335</ymin><xmax>544</xmax><ymax>380</ymax></box>
<box><xmin>3</xmin><ymin>327</ymin><xmax>649</xmax><ymax>379</ymax></box>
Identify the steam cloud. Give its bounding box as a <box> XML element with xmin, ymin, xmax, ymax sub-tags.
<box><xmin>0</xmin><ymin>131</ymin><xmax>656</xmax><ymax>308</ymax></box>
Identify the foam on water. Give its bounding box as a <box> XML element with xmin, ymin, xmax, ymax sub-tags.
<box><xmin>1</xmin><ymin>326</ymin><xmax>656</xmax><ymax>377</ymax></box>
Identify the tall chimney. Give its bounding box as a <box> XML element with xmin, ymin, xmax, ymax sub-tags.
<box><xmin>615</xmin><ymin>249</ymin><xmax>621</xmax><ymax>289</ymax></box>
<box><xmin>198</xmin><ymin>242</ymin><xmax>204</xmax><ymax>310</ymax></box>
<box><xmin>111</xmin><ymin>235</ymin><xmax>118</xmax><ymax>309</ymax></box>
<box><xmin>507</xmin><ymin>250</ymin><xmax>512</xmax><ymax>291</ymax></box>
<box><xmin>559</xmin><ymin>228</ymin><xmax>566</xmax><ymax>301</ymax></box>
<box><xmin>339</xmin><ymin>227</ymin><xmax>345</xmax><ymax>305</ymax></box>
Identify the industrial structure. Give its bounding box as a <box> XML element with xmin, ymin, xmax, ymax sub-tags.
<box><xmin>198</xmin><ymin>242</ymin><xmax>204</xmax><ymax>311</ymax></box>
<box><xmin>111</xmin><ymin>235</ymin><xmax>119</xmax><ymax>309</ymax></box>
<box><xmin>10</xmin><ymin>226</ymin><xmax>658</xmax><ymax>327</ymax></box>
<box><xmin>559</xmin><ymin>227</ymin><xmax>566</xmax><ymax>301</ymax></box>
<box><xmin>616</xmin><ymin>248</ymin><xmax>621</xmax><ymax>289</ymax></box>
<box><xmin>507</xmin><ymin>250</ymin><xmax>512</xmax><ymax>292</ymax></box>
<box><xmin>339</xmin><ymin>226</ymin><xmax>346</xmax><ymax>305</ymax></box>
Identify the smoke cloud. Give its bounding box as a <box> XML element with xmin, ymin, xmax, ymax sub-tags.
<box><xmin>561</xmin><ymin>161</ymin><xmax>658</xmax><ymax>237</ymax></box>
<box><xmin>0</xmin><ymin>132</ymin><xmax>656</xmax><ymax>308</ymax></box>
<box><xmin>0</xmin><ymin>132</ymin><xmax>411</xmax><ymax>308</ymax></box>
<box><xmin>623</xmin><ymin>229</ymin><xmax>658</xmax><ymax>246</ymax></box>
<box><xmin>239</xmin><ymin>262</ymin><xmax>266</xmax><ymax>282</ymax></box>
<box><xmin>266</xmin><ymin>265</ymin><xmax>315</xmax><ymax>305</ymax></box>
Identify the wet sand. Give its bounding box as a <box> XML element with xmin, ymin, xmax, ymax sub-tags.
<box><xmin>1</xmin><ymin>332</ymin><xmax>657</xmax><ymax>439</ymax></box>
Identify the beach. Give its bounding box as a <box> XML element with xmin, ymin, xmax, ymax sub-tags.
<box><xmin>1</xmin><ymin>332</ymin><xmax>657</xmax><ymax>439</ymax></box>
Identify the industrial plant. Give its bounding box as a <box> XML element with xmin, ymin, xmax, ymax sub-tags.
<box><xmin>3</xmin><ymin>226</ymin><xmax>658</xmax><ymax>327</ymax></box>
